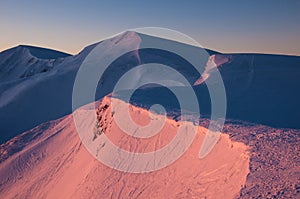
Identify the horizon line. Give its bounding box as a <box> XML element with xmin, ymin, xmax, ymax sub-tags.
<box><xmin>1</xmin><ymin>40</ymin><xmax>300</xmax><ymax>57</ymax></box>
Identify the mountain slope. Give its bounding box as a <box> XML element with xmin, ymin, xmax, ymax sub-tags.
<box><xmin>0</xmin><ymin>43</ymin><xmax>97</xmax><ymax>143</ymax></box>
<box><xmin>1</xmin><ymin>31</ymin><xmax>300</xmax><ymax>144</ymax></box>
<box><xmin>0</xmin><ymin>31</ymin><xmax>207</xmax><ymax>143</ymax></box>
<box><xmin>0</xmin><ymin>97</ymin><xmax>250</xmax><ymax>199</ymax></box>
<box><xmin>0</xmin><ymin>45</ymin><xmax>72</xmax><ymax>82</ymax></box>
<box><xmin>0</xmin><ymin>32</ymin><xmax>299</xmax><ymax>198</ymax></box>
<box><xmin>127</xmin><ymin>53</ymin><xmax>300</xmax><ymax>128</ymax></box>
<box><xmin>18</xmin><ymin>45</ymin><xmax>71</xmax><ymax>59</ymax></box>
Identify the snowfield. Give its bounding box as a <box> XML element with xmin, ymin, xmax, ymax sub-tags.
<box><xmin>0</xmin><ymin>97</ymin><xmax>250</xmax><ymax>199</ymax></box>
<box><xmin>0</xmin><ymin>31</ymin><xmax>299</xmax><ymax>198</ymax></box>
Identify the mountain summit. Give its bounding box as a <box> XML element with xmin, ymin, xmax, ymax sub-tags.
<box><xmin>0</xmin><ymin>32</ymin><xmax>300</xmax><ymax>144</ymax></box>
<box><xmin>0</xmin><ymin>32</ymin><xmax>299</xmax><ymax>198</ymax></box>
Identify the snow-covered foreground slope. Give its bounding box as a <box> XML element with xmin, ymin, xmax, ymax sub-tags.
<box><xmin>0</xmin><ymin>97</ymin><xmax>299</xmax><ymax>198</ymax></box>
<box><xmin>0</xmin><ymin>97</ymin><xmax>250</xmax><ymax>199</ymax></box>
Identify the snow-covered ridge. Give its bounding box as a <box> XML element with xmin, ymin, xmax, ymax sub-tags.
<box><xmin>0</xmin><ymin>96</ymin><xmax>250</xmax><ymax>198</ymax></box>
<box><xmin>0</xmin><ymin>45</ymin><xmax>70</xmax><ymax>83</ymax></box>
<box><xmin>0</xmin><ymin>30</ymin><xmax>300</xmax><ymax>144</ymax></box>
<box><xmin>17</xmin><ymin>45</ymin><xmax>71</xmax><ymax>59</ymax></box>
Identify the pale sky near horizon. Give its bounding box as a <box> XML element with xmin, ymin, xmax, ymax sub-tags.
<box><xmin>1</xmin><ymin>0</ymin><xmax>299</xmax><ymax>55</ymax></box>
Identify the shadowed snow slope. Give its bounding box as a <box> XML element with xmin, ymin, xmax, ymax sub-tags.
<box><xmin>18</xmin><ymin>45</ymin><xmax>71</xmax><ymax>59</ymax></box>
<box><xmin>0</xmin><ymin>31</ymin><xmax>300</xmax><ymax>144</ymax></box>
<box><xmin>0</xmin><ymin>97</ymin><xmax>249</xmax><ymax>199</ymax></box>
<box><xmin>0</xmin><ymin>45</ymin><xmax>71</xmax><ymax>83</ymax></box>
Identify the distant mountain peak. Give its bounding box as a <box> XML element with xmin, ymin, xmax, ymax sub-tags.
<box><xmin>17</xmin><ymin>45</ymin><xmax>71</xmax><ymax>59</ymax></box>
<box><xmin>0</xmin><ymin>45</ymin><xmax>71</xmax><ymax>60</ymax></box>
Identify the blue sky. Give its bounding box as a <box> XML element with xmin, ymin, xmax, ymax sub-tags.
<box><xmin>1</xmin><ymin>0</ymin><xmax>299</xmax><ymax>55</ymax></box>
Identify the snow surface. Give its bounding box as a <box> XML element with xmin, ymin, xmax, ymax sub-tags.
<box><xmin>1</xmin><ymin>31</ymin><xmax>300</xmax><ymax>144</ymax></box>
<box><xmin>0</xmin><ymin>31</ymin><xmax>299</xmax><ymax>198</ymax></box>
<box><xmin>0</xmin><ymin>31</ymin><xmax>208</xmax><ymax>143</ymax></box>
<box><xmin>0</xmin><ymin>97</ymin><xmax>249</xmax><ymax>198</ymax></box>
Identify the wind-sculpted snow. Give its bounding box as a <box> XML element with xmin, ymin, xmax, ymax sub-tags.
<box><xmin>194</xmin><ymin>54</ymin><xmax>231</xmax><ymax>85</ymax></box>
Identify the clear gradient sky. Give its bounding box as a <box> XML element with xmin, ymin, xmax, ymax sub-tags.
<box><xmin>1</xmin><ymin>0</ymin><xmax>299</xmax><ymax>55</ymax></box>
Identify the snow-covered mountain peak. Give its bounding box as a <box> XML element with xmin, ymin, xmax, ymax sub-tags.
<box><xmin>16</xmin><ymin>45</ymin><xmax>71</xmax><ymax>59</ymax></box>
<box><xmin>0</xmin><ymin>45</ymin><xmax>71</xmax><ymax>60</ymax></box>
<box><xmin>0</xmin><ymin>31</ymin><xmax>300</xmax><ymax>145</ymax></box>
<box><xmin>0</xmin><ymin>45</ymin><xmax>72</xmax><ymax>83</ymax></box>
